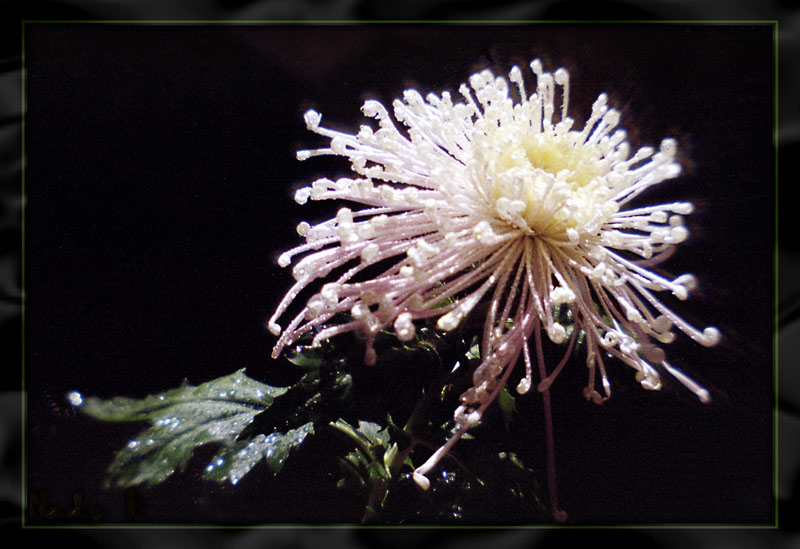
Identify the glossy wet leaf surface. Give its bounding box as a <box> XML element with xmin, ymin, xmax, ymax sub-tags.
<box><xmin>72</xmin><ymin>318</ymin><xmax>552</xmax><ymax>522</ymax></box>
<box><xmin>76</xmin><ymin>369</ymin><xmax>310</xmax><ymax>487</ymax></box>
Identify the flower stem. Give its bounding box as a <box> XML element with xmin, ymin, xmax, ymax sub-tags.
<box><xmin>534</xmin><ymin>326</ymin><xmax>568</xmax><ymax>522</ymax></box>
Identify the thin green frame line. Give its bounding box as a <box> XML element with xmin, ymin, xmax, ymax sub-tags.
<box><xmin>20</xmin><ymin>19</ymin><xmax>779</xmax><ymax>24</ymax></box>
<box><xmin>772</xmin><ymin>18</ymin><xmax>780</xmax><ymax>532</ymax></box>
<box><xmin>18</xmin><ymin>19</ymin><xmax>780</xmax><ymax>530</ymax></box>
<box><xmin>20</xmin><ymin>19</ymin><xmax>27</xmax><ymax>531</ymax></box>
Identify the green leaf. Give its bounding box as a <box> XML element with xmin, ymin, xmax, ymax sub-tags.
<box><xmin>497</xmin><ymin>385</ymin><xmax>517</xmax><ymax>430</ymax></box>
<box><xmin>382</xmin><ymin>442</ymin><xmax>399</xmax><ymax>472</ymax></box>
<box><xmin>365</xmin><ymin>460</ymin><xmax>388</xmax><ymax>483</ymax></box>
<box><xmin>465</xmin><ymin>338</ymin><xmax>481</xmax><ymax>362</ymax></box>
<box><xmin>356</xmin><ymin>420</ymin><xmax>390</xmax><ymax>448</ymax></box>
<box><xmin>74</xmin><ymin>369</ymin><xmax>309</xmax><ymax>488</ymax></box>
<box><xmin>79</xmin><ymin>369</ymin><xmax>287</xmax><ymax>422</ymax></box>
<box><xmin>204</xmin><ymin>422</ymin><xmax>314</xmax><ymax>482</ymax></box>
<box><xmin>285</xmin><ymin>346</ymin><xmax>326</xmax><ymax>369</ymax></box>
<box><xmin>343</xmin><ymin>448</ymin><xmax>370</xmax><ymax>470</ymax></box>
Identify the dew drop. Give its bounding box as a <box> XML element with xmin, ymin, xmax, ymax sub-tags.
<box><xmin>440</xmin><ymin>470</ymin><xmax>457</xmax><ymax>485</ymax></box>
<box><xmin>67</xmin><ymin>391</ymin><xmax>83</xmax><ymax>407</ymax></box>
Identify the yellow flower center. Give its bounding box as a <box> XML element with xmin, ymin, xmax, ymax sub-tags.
<box><xmin>490</xmin><ymin>132</ymin><xmax>613</xmax><ymax>240</ymax></box>
<box><xmin>519</xmin><ymin>134</ymin><xmax>604</xmax><ymax>188</ymax></box>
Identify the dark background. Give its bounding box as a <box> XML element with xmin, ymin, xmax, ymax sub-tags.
<box><xmin>0</xmin><ymin>0</ymin><xmax>793</xmax><ymax>544</ymax></box>
<box><xmin>20</xmin><ymin>23</ymin><xmax>774</xmax><ymax>527</ymax></box>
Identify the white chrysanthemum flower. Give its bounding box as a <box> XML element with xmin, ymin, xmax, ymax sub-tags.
<box><xmin>269</xmin><ymin>59</ymin><xmax>720</xmax><ymax>519</ymax></box>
